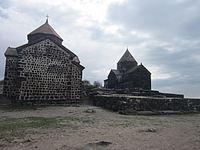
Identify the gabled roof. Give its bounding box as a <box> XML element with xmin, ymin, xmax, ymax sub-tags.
<box><xmin>17</xmin><ymin>37</ymin><xmax>74</xmax><ymax>56</ymax></box>
<box><xmin>5</xmin><ymin>47</ymin><xmax>18</xmax><ymax>57</ymax></box>
<box><xmin>118</xmin><ymin>49</ymin><xmax>137</xmax><ymax>63</ymax></box>
<box><xmin>111</xmin><ymin>69</ymin><xmax>121</xmax><ymax>76</ymax></box>
<box><xmin>127</xmin><ymin>64</ymin><xmax>151</xmax><ymax>74</ymax></box>
<box><xmin>127</xmin><ymin>65</ymin><xmax>139</xmax><ymax>73</ymax></box>
<box><xmin>110</xmin><ymin>69</ymin><xmax>122</xmax><ymax>80</ymax></box>
<box><xmin>28</xmin><ymin>19</ymin><xmax>63</xmax><ymax>40</ymax></box>
<box><xmin>16</xmin><ymin>37</ymin><xmax>84</xmax><ymax>70</ymax></box>
<box><xmin>139</xmin><ymin>64</ymin><xmax>151</xmax><ymax>74</ymax></box>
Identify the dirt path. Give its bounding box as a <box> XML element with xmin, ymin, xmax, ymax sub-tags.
<box><xmin>0</xmin><ymin>106</ymin><xmax>200</xmax><ymax>150</ymax></box>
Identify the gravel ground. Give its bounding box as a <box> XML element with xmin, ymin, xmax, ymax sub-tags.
<box><xmin>0</xmin><ymin>106</ymin><xmax>200</xmax><ymax>150</ymax></box>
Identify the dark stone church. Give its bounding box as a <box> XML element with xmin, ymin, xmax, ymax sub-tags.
<box><xmin>3</xmin><ymin>19</ymin><xmax>84</xmax><ymax>104</ymax></box>
<box><xmin>104</xmin><ymin>49</ymin><xmax>151</xmax><ymax>90</ymax></box>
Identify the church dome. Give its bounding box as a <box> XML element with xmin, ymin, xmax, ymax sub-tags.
<box><xmin>118</xmin><ymin>49</ymin><xmax>137</xmax><ymax>64</ymax></box>
<box><xmin>117</xmin><ymin>49</ymin><xmax>138</xmax><ymax>73</ymax></box>
<box><xmin>27</xmin><ymin>19</ymin><xmax>63</xmax><ymax>44</ymax></box>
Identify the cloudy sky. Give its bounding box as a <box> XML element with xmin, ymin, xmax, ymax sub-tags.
<box><xmin>0</xmin><ymin>0</ymin><xmax>200</xmax><ymax>97</ymax></box>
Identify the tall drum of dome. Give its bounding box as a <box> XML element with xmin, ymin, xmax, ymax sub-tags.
<box><xmin>3</xmin><ymin>19</ymin><xmax>85</xmax><ymax>104</ymax></box>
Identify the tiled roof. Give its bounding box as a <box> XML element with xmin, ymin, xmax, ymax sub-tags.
<box><xmin>111</xmin><ymin>69</ymin><xmax>122</xmax><ymax>80</ymax></box>
<box><xmin>5</xmin><ymin>47</ymin><xmax>18</xmax><ymax>57</ymax></box>
<box><xmin>127</xmin><ymin>64</ymin><xmax>151</xmax><ymax>74</ymax></box>
<box><xmin>28</xmin><ymin>19</ymin><xmax>63</xmax><ymax>40</ymax></box>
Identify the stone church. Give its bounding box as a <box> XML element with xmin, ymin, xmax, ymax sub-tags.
<box><xmin>3</xmin><ymin>19</ymin><xmax>84</xmax><ymax>104</ymax></box>
<box><xmin>104</xmin><ymin>49</ymin><xmax>151</xmax><ymax>90</ymax></box>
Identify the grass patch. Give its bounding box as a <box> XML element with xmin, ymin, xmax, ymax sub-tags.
<box><xmin>119</xmin><ymin>110</ymin><xmax>200</xmax><ymax>116</ymax></box>
<box><xmin>0</xmin><ymin>116</ymin><xmax>95</xmax><ymax>141</ymax></box>
<box><xmin>0</xmin><ymin>104</ymin><xmax>41</xmax><ymax>111</ymax></box>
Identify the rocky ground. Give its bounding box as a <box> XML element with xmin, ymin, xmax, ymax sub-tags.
<box><xmin>0</xmin><ymin>105</ymin><xmax>199</xmax><ymax>150</ymax></box>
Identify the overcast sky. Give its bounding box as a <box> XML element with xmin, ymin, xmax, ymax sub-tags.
<box><xmin>0</xmin><ymin>0</ymin><xmax>200</xmax><ymax>98</ymax></box>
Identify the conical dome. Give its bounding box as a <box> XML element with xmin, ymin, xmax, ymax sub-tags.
<box><xmin>117</xmin><ymin>49</ymin><xmax>138</xmax><ymax>73</ymax></box>
<box><xmin>27</xmin><ymin>19</ymin><xmax>63</xmax><ymax>44</ymax></box>
<box><xmin>118</xmin><ymin>49</ymin><xmax>137</xmax><ymax>63</ymax></box>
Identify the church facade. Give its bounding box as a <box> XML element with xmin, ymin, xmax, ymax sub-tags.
<box><xmin>3</xmin><ymin>19</ymin><xmax>84</xmax><ymax>104</ymax></box>
<box><xmin>104</xmin><ymin>49</ymin><xmax>151</xmax><ymax>90</ymax></box>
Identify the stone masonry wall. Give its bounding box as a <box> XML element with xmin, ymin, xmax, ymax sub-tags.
<box><xmin>0</xmin><ymin>81</ymin><xmax>3</xmax><ymax>94</ymax></box>
<box><xmin>70</xmin><ymin>64</ymin><xmax>82</xmax><ymax>103</ymax></box>
<box><xmin>93</xmin><ymin>95</ymin><xmax>200</xmax><ymax>114</ymax></box>
<box><xmin>3</xmin><ymin>57</ymin><xmax>20</xmax><ymax>100</ymax></box>
<box><xmin>8</xmin><ymin>39</ymin><xmax>83</xmax><ymax>104</ymax></box>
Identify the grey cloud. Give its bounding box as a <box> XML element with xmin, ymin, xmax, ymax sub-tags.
<box><xmin>152</xmin><ymin>78</ymin><xmax>200</xmax><ymax>97</ymax></box>
<box><xmin>0</xmin><ymin>40</ymin><xmax>6</xmax><ymax>80</ymax></box>
<box><xmin>0</xmin><ymin>8</ymin><xmax>8</xmax><ymax>19</ymax></box>
<box><xmin>108</xmin><ymin>0</ymin><xmax>200</xmax><ymax>40</ymax></box>
<box><xmin>107</xmin><ymin>0</ymin><xmax>200</xmax><ymax>97</ymax></box>
<box><xmin>144</xmin><ymin>45</ymin><xmax>200</xmax><ymax>84</ymax></box>
<box><xmin>0</xmin><ymin>0</ymin><xmax>10</xmax><ymax>9</ymax></box>
<box><xmin>86</xmin><ymin>25</ymin><xmax>153</xmax><ymax>48</ymax></box>
<box><xmin>0</xmin><ymin>0</ymin><xmax>200</xmax><ymax>97</ymax></box>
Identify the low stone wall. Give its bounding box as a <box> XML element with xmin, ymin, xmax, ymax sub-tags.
<box><xmin>0</xmin><ymin>85</ymin><xmax>3</xmax><ymax>94</ymax></box>
<box><xmin>93</xmin><ymin>95</ymin><xmax>200</xmax><ymax>114</ymax></box>
<box><xmin>90</xmin><ymin>88</ymin><xmax>184</xmax><ymax>98</ymax></box>
<box><xmin>0</xmin><ymin>94</ymin><xmax>11</xmax><ymax>105</ymax></box>
<box><xmin>0</xmin><ymin>80</ymin><xmax>3</xmax><ymax>95</ymax></box>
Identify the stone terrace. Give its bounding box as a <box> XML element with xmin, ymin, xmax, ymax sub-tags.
<box><xmin>91</xmin><ymin>89</ymin><xmax>200</xmax><ymax>114</ymax></box>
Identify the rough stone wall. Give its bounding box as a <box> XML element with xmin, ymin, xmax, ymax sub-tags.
<box><xmin>93</xmin><ymin>95</ymin><xmax>200</xmax><ymax>113</ymax></box>
<box><xmin>106</xmin><ymin>64</ymin><xmax>151</xmax><ymax>90</ymax></box>
<box><xmin>122</xmin><ymin>69</ymin><xmax>151</xmax><ymax>90</ymax></box>
<box><xmin>3</xmin><ymin>57</ymin><xmax>19</xmax><ymax>100</ymax></box>
<box><xmin>0</xmin><ymin>81</ymin><xmax>3</xmax><ymax>94</ymax></box>
<box><xmin>5</xmin><ymin>39</ymin><xmax>83</xmax><ymax>104</ymax></box>
<box><xmin>0</xmin><ymin>86</ymin><xmax>3</xmax><ymax>94</ymax></box>
<box><xmin>117</xmin><ymin>61</ymin><xmax>137</xmax><ymax>73</ymax></box>
<box><xmin>107</xmin><ymin>72</ymin><xmax>118</xmax><ymax>89</ymax></box>
<box><xmin>70</xmin><ymin>63</ymin><xmax>82</xmax><ymax>103</ymax></box>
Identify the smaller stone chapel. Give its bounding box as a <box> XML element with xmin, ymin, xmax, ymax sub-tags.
<box><xmin>104</xmin><ymin>49</ymin><xmax>151</xmax><ymax>90</ymax></box>
<box><xmin>3</xmin><ymin>19</ymin><xmax>84</xmax><ymax>104</ymax></box>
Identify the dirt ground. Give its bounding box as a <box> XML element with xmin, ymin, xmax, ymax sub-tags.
<box><xmin>0</xmin><ymin>105</ymin><xmax>199</xmax><ymax>150</ymax></box>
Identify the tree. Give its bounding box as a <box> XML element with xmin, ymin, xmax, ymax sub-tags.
<box><xmin>93</xmin><ymin>81</ymin><xmax>102</xmax><ymax>88</ymax></box>
<box><xmin>82</xmin><ymin>80</ymin><xmax>91</xmax><ymax>87</ymax></box>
